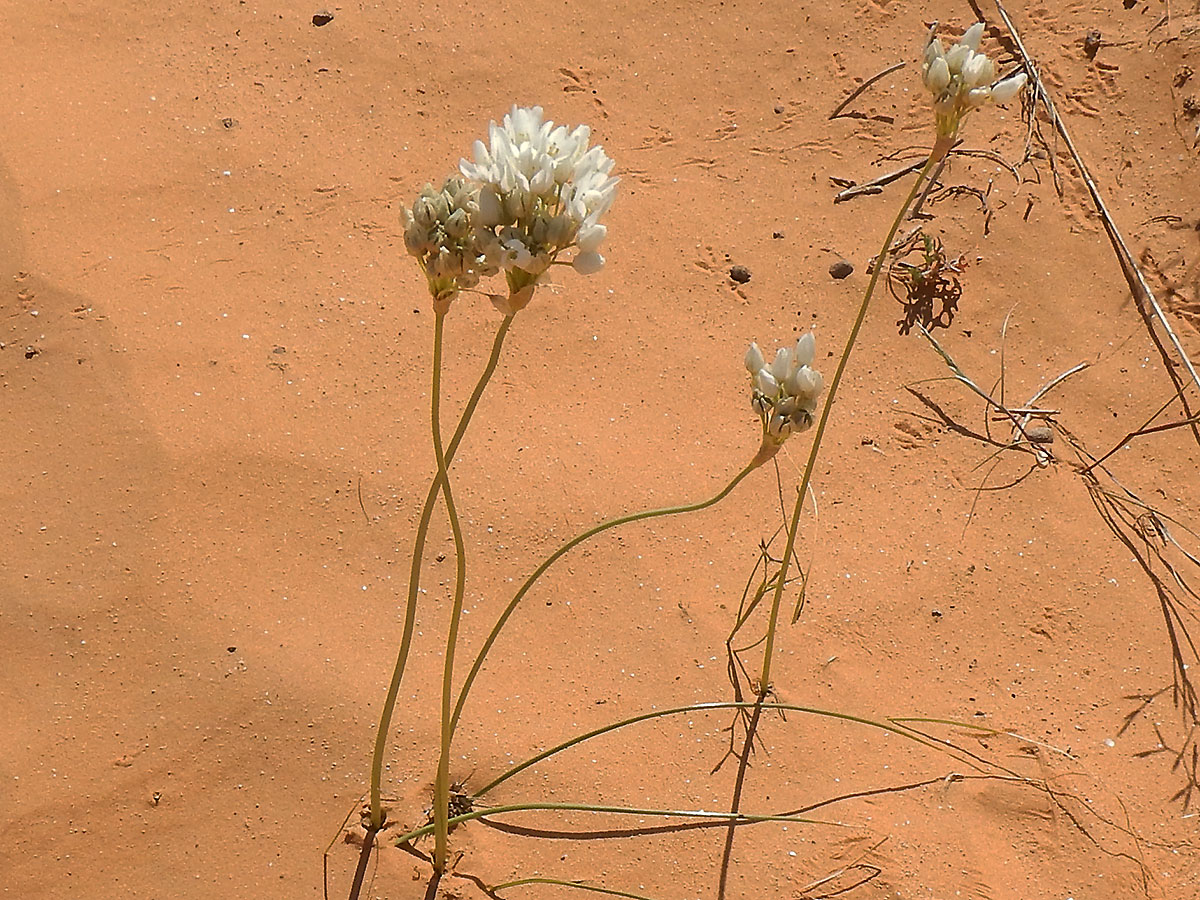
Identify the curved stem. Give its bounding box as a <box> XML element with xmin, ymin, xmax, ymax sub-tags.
<box><xmin>368</xmin><ymin>314</ymin><xmax>514</xmax><ymax>830</ymax></box>
<box><xmin>476</xmin><ymin>700</ymin><xmax>969</xmax><ymax>799</ymax></box>
<box><xmin>449</xmin><ymin>460</ymin><xmax>761</xmax><ymax>737</ymax></box>
<box><xmin>757</xmin><ymin>147</ymin><xmax>945</xmax><ymax>696</ymax></box>
<box><xmin>395</xmin><ymin>801</ymin><xmax>820</xmax><ymax>847</ymax></box>
<box><xmin>430</xmin><ymin>309</ymin><xmax>470</xmax><ymax>873</ymax></box>
<box><xmin>490</xmin><ymin>878</ymin><xmax>659</xmax><ymax>900</ymax></box>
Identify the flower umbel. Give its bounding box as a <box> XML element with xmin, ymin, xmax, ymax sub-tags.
<box><xmin>460</xmin><ymin>105</ymin><xmax>618</xmax><ymax>313</ymax></box>
<box><xmin>747</xmin><ymin>333</ymin><xmax>825</xmax><ymax>462</ymax></box>
<box><xmin>921</xmin><ymin>22</ymin><xmax>1028</xmax><ymax>141</ymax></box>
<box><xmin>402</xmin><ymin>176</ymin><xmax>497</xmax><ymax>310</ymax></box>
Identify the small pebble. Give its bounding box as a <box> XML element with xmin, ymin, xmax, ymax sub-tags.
<box><xmin>729</xmin><ymin>264</ymin><xmax>752</xmax><ymax>284</ymax></box>
<box><xmin>1026</xmin><ymin>425</ymin><xmax>1054</xmax><ymax>444</ymax></box>
<box><xmin>1083</xmin><ymin>30</ymin><xmax>1101</xmax><ymax>59</ymax></box>
<box><xmin>829</xmin><ymin>259</ymin><xmax>854</xmax><ymax>280</ymax></box>
<box><xmin>773</xmin><ymin>105</ymin><xmax>785</xmax><ymax>114</ymax></box>
<box><xmin>312</xmin><ymin>10</ymin><xmax>334</xmax><ymax>26</ymax></box>
<box><xmin>772</xmin><ymin>231</ymin><xmax>784</xmax><ymax>239</ymax></box>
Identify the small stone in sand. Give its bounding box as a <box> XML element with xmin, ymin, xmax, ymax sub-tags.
<box><xmin>829</xmin><ymin>259</ymin><xmax>854</xmax><ymax>280</ymax></box>
<box><xmin>730</xmin><ymin>265</ymin><xmax>752</xmax><ymax>284</ymax></box>
<box><xmin>312</xmin><ymin>10</ymin><xmax>334</xmax><ymax>26</ymax></box>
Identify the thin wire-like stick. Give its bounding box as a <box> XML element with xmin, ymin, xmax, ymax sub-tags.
<box><xmin>993</xmin><ymin>0</ymin><xmax>1200</xmax><ymax>444</ymax></box>
<box><xmin>829</xmin><ymin>61</ymin><xmax>905</xmax><ymax>119</ymax></box>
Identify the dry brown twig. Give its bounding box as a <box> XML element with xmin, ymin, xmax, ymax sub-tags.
<box><xmin>992</xmin><ymin>0</ymin><xmax>1200</xmax><ymax>448</ymax></box>
<box><xmin>909</xmin><ymin>324</ymin><xmax>1200</xmax><ymax>808</ymax></box>
<box><xmin>829</xmin><ymin>61</ymin><xmax>906</xmax><ymax>120</ymax></box>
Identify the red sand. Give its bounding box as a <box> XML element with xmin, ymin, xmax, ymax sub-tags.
<box><xmin>3</xmin><ymin>2</ymin><xmax>1198</xmax><ymax>898</ymax></box>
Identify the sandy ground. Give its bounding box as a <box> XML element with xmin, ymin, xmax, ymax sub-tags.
<box><xmin>3</xmin><ymin>1</ymin><xmax>1200</xmax><ymax>898</ymax></box>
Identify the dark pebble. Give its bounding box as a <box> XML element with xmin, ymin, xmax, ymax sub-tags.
<box><xmin>312</xmin><ymin>10</ymin><xmax>334</xmax><ymax>26</ymax></box>
<box><xmin>829</xmin><ymin>259</ymin><xmax>854</xmax><ymax>279</ymax></box>
<box><xmin>730</xmin><ymin>264</ymin><xmax>752</xmax><ymax>284</ymax></box>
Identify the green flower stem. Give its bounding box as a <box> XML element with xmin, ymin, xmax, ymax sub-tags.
<box><xmin>475</xmin><ymin>701</ymin><xmax>953</xmax><ymax>799</ymax></box>
<box><xmin>395</xmin><ymin>801</ymin><xmax>820</xmax><ymax>847</ymax></box>
<box><xmin>368</xmin><ymin>314</ymin><xmax>515</xmax><ymax>831</ymax></box>
<box><xmin>756</xmin><ymin>147</ymin><xmax>945</xmax><ymax>696</ymax></box>
<box><xmin>448</xmin><ymin>460</ymin><xmax>762</xmax><ymax>739</ymax></box>
<box><xmin>490</xmin><ymin>877</ymin><xmax>659</xmax><ymax>900</ymax></box>
<box><xmin>429</xmin><ymin>308</ymin><xmax>470</xmax><ymax>874</ymax></box>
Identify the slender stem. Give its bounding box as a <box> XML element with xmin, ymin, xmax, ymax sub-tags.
<box><xmin>395</xmin><ymin>801</ymin><xmax>820</xmax><ymax>847</ymax></box>
<box><xmin>757</xmin><ymin>146</ymin><xmax>945</xmax><ymax>696</ymax></box>
<box><xmin>431</xmin><ymin>310</ymin><xmax>469</xmax><ymax>874</ymax></box>
<box><xmin>476</xmin><ymin>700</ymin><xmax>958</xmax><ymax>798</ymax></box>
<box><xmin>490</xmin><ymin>878</ymin><xmax>659</xmax><ymax>900</ymax></box>
<box><xmin>368</xmin><ymin>314</ymin><xmax>514</xmax><ymax>830</ymax></box>
<box><xmin>449</xmin><ymin>460</ymin><xmax>761</xmax><ymax>737</ymax></box>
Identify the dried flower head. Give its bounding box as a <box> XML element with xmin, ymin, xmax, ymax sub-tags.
<box><xmin>921</xmin><ymin>22</ymin><xmax>1027</xmax><ymax>141</ymax></box>
<box><xmin>402</xmin><ymin>176</ymin><xmax>497</xmax><ymax>311</ymax></box>
<box><xmin>746</xmin><ymin>333</ymin><xmax>825</xmax><ymax>462</ymax></box>
<box><xmin>460</xmin><ymin>105</ymin><xmax>618</xmax><ymax>313</ymax></box>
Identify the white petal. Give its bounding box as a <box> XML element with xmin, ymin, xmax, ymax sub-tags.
<box><xmin>577</xmin><ymin>222</ymin><xmax>607</xmax><ymax>252</ymax></box>
<box><xmin>572</xmin><ymin>250</ymin><xmax>605</xmax><ymax>275</ymax></box>
<box><xmin>477</xmin><ymin>186</ymin><xmax>503</xmax><ymax>226</ymax></box>
<box><xmin>967</xmin><ymin>86</ymin><xmax>992</xmax><ymax>107</ymax></box>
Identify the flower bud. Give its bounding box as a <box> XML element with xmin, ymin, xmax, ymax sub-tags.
<box><xmin>478</xmin><ymin>186</ymin><xmax>504</xmax><ymax>227</ymax></box>
<box><xmin>794</xmin><ymin>332</ymin><xmax>815</xmax><ymax>368</ymax></box>
<box><xmin>925</xmin><ymin>56</ymin><xmax>951</xmax><ymax>92</ymax></box>
<box><xmin>945</xmin><ymin>43</ymin><xmax>970</xmax><ymax>74</ymax></box>
<box><xmin>962</xmin><ymin>53</ymin><xmax>994</xmax><ymax>88</ymax></box>
<box><xmin>444</xmin><ymin>208</ymin><xmax>471</xmax><ymax>240</ymax></box>
<box><xmin>755</xmin><ymin>369</ymin><xmax>779</xmax><ymax>398</ymax></box>
<box><xmin>990</xmin><ymin>72</ymin><xmax>1027</xmax><ymax>104</ymax></box>
<box><xmin>961</xmin><ymin>22</ymin><xmax>985</xmax><ymax>50</ymax></box>
<box><xmin>413</xmin><ymin>194</ymin><xmax>438</xmax><ymax>228</ymax></box>
<box><xmin>769</xmin><ymin>347</ymin><xmax>793</xmax><ymax>382</ymax></box>
<box><xmin>744</xmin><ymin>342</ymin><xmax>765</xmax><ymax>374</ymax></box>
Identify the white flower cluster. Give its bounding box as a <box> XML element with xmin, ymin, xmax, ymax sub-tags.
<box><xmin>745</xmin><ymin>333</ymin><xmax>824</xmax><ymax>447</ymax></box>
<box><xmin>459</xmin><ymin>105</ymin><xmax>618</xmax><ymax>312</ymax></box>
<box><xmin>921</xmin><ymin>22</ymin><xmax>1028</xmax><ymax>140</ymax></box>
<box><xmin>402</xmin><ymin>176</ymin><xmax>497</xmax><ymax>308</ymax></box>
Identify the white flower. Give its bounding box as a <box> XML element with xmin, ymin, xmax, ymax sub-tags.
<box><xmin>747</xmin><ymin>332</ymin><xmax>825</xmax><ymax>456</ymax></box>
<box><xmin>920</xmin><ymin>22</ymin><xmax>1028</xmax><ymax>140</ymax></box>
<box><xmin>460</xmin><ymin>105</ymin><xmax>618</xmax><ymax>305</ymax></box>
